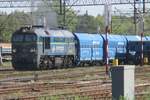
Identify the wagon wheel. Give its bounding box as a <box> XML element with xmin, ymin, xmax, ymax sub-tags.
<box><xmin>39</xmin><ymin>58</ymin><xmax>46</xmax><ymax>70</ymax></box>
<box><xmin>67</xmin><ymin>58</ymin><xmax>73</xmax><ymax>68</ymax></box>
<box><xmin>63</xmin><ymin>57</ymin><xmax>68</xmax><ymax>68</ymax></box>
<box><xmin>47</xmin><ymin>60</ymin><xmax>53</xmax><ymax>69</ymax></box>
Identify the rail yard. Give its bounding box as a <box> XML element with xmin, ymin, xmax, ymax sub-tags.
<box><xmin>0</xmin><ymin>64</ymin><xmax>149</xmax><ymax>100</ymax></box>
<box><xmin>0</xmin><ymin>0</ymin><xmax>150</xmax><ymax>99</ymax></box>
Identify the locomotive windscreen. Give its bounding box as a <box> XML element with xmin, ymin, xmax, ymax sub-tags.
<box><xmin>12</xmin><ymin>34</ymin><xmax>36</xmax><ymax>42</ymax></box>
<box><xmin>24</xmin><ymin>34</ymin><xmax>36</xmax><ymax>42</ymax></box>
<box><xmin>12</xmin><ymin>34</ymin><xmax>24</xmax><ymax>42</ymax></box>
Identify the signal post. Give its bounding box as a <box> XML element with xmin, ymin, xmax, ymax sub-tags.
<box><xmin>104</xmin><ymin>1</ymin><xmax>112</xmax><ymax>75</ymax></box>
<box><xmin>0</xmin><ymin>47</ymin><xmax>2</xmax><ymax>65</ymax></box>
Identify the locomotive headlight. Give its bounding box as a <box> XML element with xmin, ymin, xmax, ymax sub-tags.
<box><xmin>12</xmin><ymin>49</ymin><xmax>16</xmax><ymax>53</ymax></box>
<box><xmin>30</xmin><ymin>48</ymin><xmax>36</xmax><ymax>53</ymax></box>
<box><xmin>129</xmin><ymin>50</ymin><xmax>136</xmax><ymax>55</ymax></box>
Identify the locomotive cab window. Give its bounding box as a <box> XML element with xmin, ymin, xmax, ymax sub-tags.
<box><xmin>54</xmin><ymin>37</ymin><xmax>65</xmax><ymax>42</ymax></box>
<box><xmin>25</xmin><ymin>34</ymin><xmax>36</xmax><ymax>42</ymax></box>
<box><xmin>45</xmin><ymin>37</ymin><xmax>50</xmax><ymax>49</ymax></box>
<box><xmin>12</xmin><ymin>34</ymin><xmax>24</xmax><ymax>42</ymax></box>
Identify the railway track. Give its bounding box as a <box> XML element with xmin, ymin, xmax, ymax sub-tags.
<box><xmin>0</xmin><ymin>80</ymin><xmax>111</xmax><ymax>99</ymax></box>
<box><xmin>0</xmin><ymin>65</ymin><xmax>149</xmax><ymax>75</ymax></box>
<box><xmin>0</xmin><ymin>81</ymin><xmax>150</xmax><ymax>100</ymax></box>
<box><xmin>0</xmin><ymin>66</ymin><xmax>149</xmax><ymax>83</ymax></box>
<box><xmin>0</xmin><ymin>67</ymin><xmax>108</xmax><ymax>83</ymax></box>
<box><xmin>0</xmin><ymin>65</ymin><xmax>149</xmax><ymax>79</ymax></box>
<box><xmin>0</xmin><ymin>66</ymin><xmax>150</xmax><ymax>99</ymax></box>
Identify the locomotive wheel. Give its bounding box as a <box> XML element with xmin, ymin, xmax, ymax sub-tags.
<box><xmin>63</xmin><ymin>56</ymin><xmax>73</xmax><ymax>68</ymax></box>
<box><xmin>46</xmin><ymin>59</ymin><xmax>53</xmax><ymax>69</ymax></box>
<box><xmin>39</xmin><ymin>57</ymin><xmax>52</xmax><ymax>70</ymax></box>
<box><xmin>79</xmin><ymin>63</ymin><xmax>85</xmax><ymax>67</ymax></box>
<box><xmin>63</xmin><ymin>57</ymin><xmax>68</xmax><ymax>68</ymax></box>
<box><xmin>67</xmin><ymin>57</ymin><xmax>73</xmax><ymax>67</ymax></box>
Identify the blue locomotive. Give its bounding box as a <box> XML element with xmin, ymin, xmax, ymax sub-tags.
<box><xmin>12</xmin><ymin>26</ymin><xmax>76</xmax><ymax>70</ymax></box>
<box><xmin>11</xmin><ymin>26</ymin><xmax>148</xmax><ymax>70</ymax></box>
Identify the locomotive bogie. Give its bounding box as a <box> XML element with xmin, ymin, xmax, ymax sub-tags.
<box><xmin>39</xmin><ymin>55</ymin><xmax>75</xmax><ymax>69</ymax></box>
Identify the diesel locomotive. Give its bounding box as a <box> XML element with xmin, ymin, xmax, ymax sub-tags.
<box><xmin>12</xmin><ymin>26</ymin><xmax>76</xmax><ymax>70</ymax></box>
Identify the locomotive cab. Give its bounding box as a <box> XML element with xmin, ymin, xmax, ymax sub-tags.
<box><xmin>12</xmin><ymin>27</ymin><xmax>38</xmax><ymax>70</ymax></box>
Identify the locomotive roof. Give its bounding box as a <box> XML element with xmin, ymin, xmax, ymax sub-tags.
<box><xmin>89</xmin><ymin>34</ymin><xmax>103</xmax><ymax>41</ymax></box>
<box><xmin>74</xmin><ymin>33</ymin><xmax>103</xmax><ymax>41</ymax></box>
<box><xmin>101</xmin><ymin>34</ymin><xmax>126</xmax><ymax>42</ymax></box>
<box><xmin>125</xmin><ymin>35</ymin><xmax>146</xmax><ymax>41</ymax></box>
<box><xmin>145</xmin><ymin>36</ymin><xmax>150</xmax><ymax>40</ymax></box>
<box><xmin>74</xmin><ymin>33</ymin><xmax>92</xmax><ymax>41</ymax></box>
<box><xmin>34</xmin><ymin>28</ymin><xmax>74</xmax><ymax>38</ymax></box>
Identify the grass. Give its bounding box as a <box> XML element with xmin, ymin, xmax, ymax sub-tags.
<box><xmin>0</xmin><ymin>63</ymin><xmax>105</xmax><ymax>81</ymax></box>
<box><xmin>142</xmin><ymin>94</ymin><xmax>150</xmax><ymax>100</ymax></box>
<box><xmin>38</xmin><ymin>95</ymin><xmax>90</xmax><ymax>100</ymax></box>
<box><xmin>0</xmin><ymin>61</ymin><xmax>12</xmax><ymax>68</ymax></box>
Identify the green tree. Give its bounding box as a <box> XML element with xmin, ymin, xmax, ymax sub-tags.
<box><xmin>36</xmin><ymin>0</ymin><xmax>78</xmax><ymax>32</ymax></box>
<box><xmin>96</xmin><ymin>15</ymin><xmax>105</xmax><ymax>33</ymax></box>
<box><xmin>76</xmin><ymin>13</ymin><xmax>98</xmax><ymax>33</ymax></box>
<box><xmin>111</xmin><ymin>16</ymin><xmax>134</xmax><ymax>34</ymax></box>
<box><xmin>143</xmin><ymin>15</ymin><xmax>150</xmax><ymax>35</ymax></box>
<box><xmin>0</xmin><ymin>12</ymin><xmax>31</xmax><ymax>42</ymax></box>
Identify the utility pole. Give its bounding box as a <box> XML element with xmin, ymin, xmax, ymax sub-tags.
<box><xmin>104</xmin><ymin>0</ymin><xmax>112</xmax><ymax>75</ymax></box>
<box><xmin>134</xmin><ymin>0</ymin><xmax>137</xmax><ymax>34</ymax></box>
<box><xmin>0</xmin><ymin>47</ymin><xmax>2</xmax><ymax>65</ymax></box>
<box><xmin>140</xmin><ymin>0</ymin><xmax>145</xmax><ymax>66</ymax></box>
<box><xmin>140</xmin><ymin>16</ymin><xmax>144</xmax><ymax>66</ymax></box>
<box><xmin>63</xmin><ymin>0</ymin><xmax>66</xmax><ymax>27</ymax></box>
<box><xmin>30</xmin><ymin>0</ymin><xmax>34</xmax><ymax>26</ymax></box>
<box><xmin>60</xmin><ymin>0</ymin><xmax>62</xmax><ymax>15</ymax></box>
<box><xmin>143</xmin><ymin>0</ymin><xmax>145</xmax><ymax>13</ymax></box>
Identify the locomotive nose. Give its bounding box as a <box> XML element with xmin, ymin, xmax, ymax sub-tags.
<box><xmin>12</xmin><ymin>43</ymin><xmax>38</xmax><ymax>70</ymax></box>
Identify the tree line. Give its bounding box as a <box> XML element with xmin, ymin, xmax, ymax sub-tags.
<box><xmin>0</xmin><ymin>8</ymin><xmax>150</xmax><ymax>42</ymax></box>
